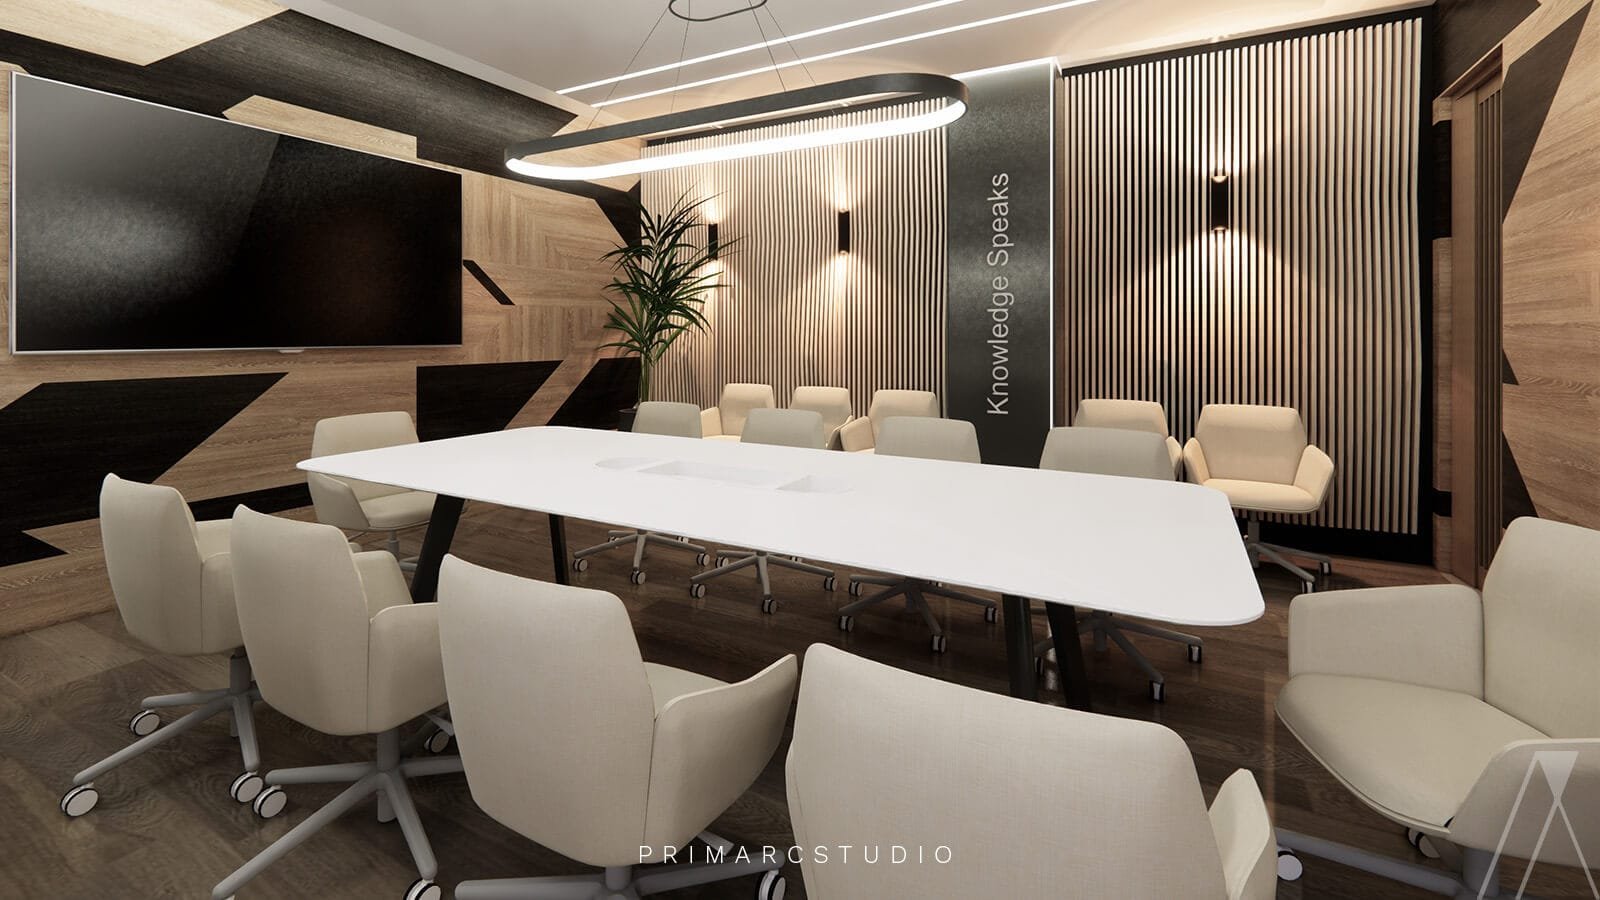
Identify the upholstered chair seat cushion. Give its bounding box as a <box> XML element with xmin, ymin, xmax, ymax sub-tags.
<box><xmin>1200</xmin><ymin>479</ymin><xmax>1323</xmax><ymax>513</ymax></box>
<box><xmin>358</xmin><ymin>490</ymin><xmax>436</xmax><ymax>530</ymax></box>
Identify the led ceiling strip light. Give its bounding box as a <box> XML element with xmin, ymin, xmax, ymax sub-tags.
<box><xmin>506</xmin><ymin>72</ymin><xmax>967</xmax><ymax>181</ymax></box>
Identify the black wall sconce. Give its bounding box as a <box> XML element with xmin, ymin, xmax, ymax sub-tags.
<box><xmin>1209</xmin><ymin>173</ymin><xmax>1231</xmax><ymax>233</ymax></box>
<box><xmin>837</xmin><ymin>210</ymin><xmax>851</xmax><ymax>254</ymax></box>
<box><xmin>706</xmin><ymin>222</ymin><xmax>720</xmax><ymax>259</ymax></box>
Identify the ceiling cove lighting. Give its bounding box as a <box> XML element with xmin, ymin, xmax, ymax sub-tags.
<box><xmin>1209</xmin><ymin>173</ymin><xmax>1231</xmax><ymax>232</ymax></box>
<box><xmin>505</xmin><ymin>73</ymin><xmax>967</xmax><ymax>182</ymax></box>
<box><xmin>590</xmin><ymin>0</ymin><xmax>1105</xmax><ymax>111</ymax></box>
<box><xmin>556</xmin><ymin>0</ymin><xmax>969</xmax><ymax>96</ymax></box>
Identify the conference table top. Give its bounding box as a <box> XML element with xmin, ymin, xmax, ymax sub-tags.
<box><xmin>299</xmin><ymin>425</ymin><xmax>1264</xmax><ymax>628</ymax></box>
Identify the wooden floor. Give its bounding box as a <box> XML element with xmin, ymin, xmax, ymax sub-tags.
<box><xmin>1</xmin><ymin>504</ymin><xmax>1594</xmax><ymax>898</ymax></box>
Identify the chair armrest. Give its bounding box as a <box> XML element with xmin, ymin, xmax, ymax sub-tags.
<box><xmin>1209</xmin><ymin>769</ymin><xmax>1277</xmax><ymax>900</ymax></box>
<box><xmin>1183</xmin><ymin>438</ymin><xmax>1211</xmax><ymax>484</ymax></box>
<box><xmin>1289</xmin><ymin>583</ymin><xmax>1484</xmax><ymax>694</ymax></box>
<box><xmin>1294</xmin><ymin>445</ymin><xmax>1334</xmax><ymax>505</ymax></box>
<box><xmin>838</xmin><ymin>416</ymin><xmax>875</xmax><ymax>452</ymax></box>
<box><xmin>700</xmin><ymin>407</ymin><xmax>723</xmax><ymax>438</ymax></box>
<box><xmin>1166</xmin><ymin>436</ymin><xmax>1184</xmax><ymax>479</ymax></box>
<box><xmin>823</xmin><ymin>414</ymin><xmax>856</xmax><ymax>450</ymax></box>
<box><xmin>367</xmin><ymin>603</ymin><xmax>447</xmax><ymax>734</ymax></box>
<box><xmin>200</xmin><ymin>553</ymin><xmax>244</xmax><ymax>652</ymax></box>
<box><xmin>307</xmin><ymin>472</ymin><xmax>371</xmax><ymax>532</ymax></box>
<box><xmin>355</xmin><ymin>551</ymin><xmax>412</xmax><ymax>616</ymax></box>
<box><xmin>641</xmin><ymin>655</ymin><xmax>798</xmax><ymax>848</ymax></box>
<box><xmin>1447</xmin><ymin>738</ymin><xmax>1600</xmax><ymax>865</ymax></box>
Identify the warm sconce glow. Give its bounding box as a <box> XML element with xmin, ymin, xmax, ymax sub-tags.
<box><xmin>1209</xmin><ymin>173</ymin><xmax>1231</xmax><ymax>233</ymax></box>
<box><xmin>707</xmin><ymin>222</ymin><xmax>720</xmax><ymax>260</ymax></box>
<box><xmin>837</xmin><ymin>210</ymin><xmax>852</xmax><ymax>254</ymax></box>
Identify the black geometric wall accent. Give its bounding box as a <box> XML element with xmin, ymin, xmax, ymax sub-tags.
<box><xmin>416</xmin><ymin>360</ymin><xmax>561</xmax><ymax>442</ymax></box>
<box><xmin>0</xmin><ymin>373</ymin><xmax>285</xmax><ymax>566</ymax></box>
<box><xmin>187</xmin><ymin>483</ymin><xmax>312</xmax><ymax>522</ymax></box>
<box><xmin>1503</xmin><ymin>434</ymin><xmax>1538</xmax><ymax>524</ymax></box>
<box><xmin>462</xmin><ymin>260</ymin><xmax>515</xmax><ymax>306</ymax></box>
<box><xmin>1435</xmin><ymin>0</ymin><xmax>1541</xmax><ymax>89</ymax></box>
<box><xmin>1502</xmin><ymin>3</ymin><xmax>1592</xmax><ymax>212</ymax></box>
<box><xmin>549</xmin><ymin>356</ymin><xmax>641</xmax><ymax>430</ymax></box>
<box><xmin>1503</xmin><ymin>351</ymin><xmax>1520</xmax><ymax>385</ymax></box>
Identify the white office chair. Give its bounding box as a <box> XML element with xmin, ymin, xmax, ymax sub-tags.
<box><xmin>839</xmin><ymin>417</ymin><xmax>997</xmax><ymax>652</ymax></box>
<box><xmin>1074</xmin><ymin>397</ymin><xmax>1184</xmax><ymax>477</ymax></box>
<box><xmin>787</xmin><ymin>645</ymin><xmax>1278</xmax><ymax>899</ymax></box>
<box><xmin>1184</xmin><ymin>404</ymin><xmax>1335</xmax><ymax>591</ymax></box>
<box><xmin>307</xmin><ymin>411</ymin><xmax>436</xmax><ymax>568</ymax></box>
<box><xmin>1035</xmin><ymin>426</ymin><xmax>1204</xmax><ymax>701</ymax></box>
<box><xmin>212</xmin><ymin>508</ymin><xmax>462</xmax><ymax>900</ymax></box>
<box><xmin>700</xmin><ymin>383</ymin><xmax>775</xmax><ymax>442</ymax></box>
<box><xmin>58</xmin><ymin>475</ymin><xmax>263</xmax><ymax>818</ymax></box>
<box><xmin>1275</xmin><ymin>517</ymin><xmax>1600</xmax><ymax>897</ymax></box>
<box><xmin>790</xmin><ymin>385</ymin><xmax>854</xmax><ymax>449</ymax></box>
<box><xmin>572</xmin><ymin>401</ymin><xmax>712</xmax><ymax>583</ymax></box>
<box><xmin>837</xmin><ymin>388</ymin><xmax>940</xmax><ymax>452</ymax></box>
<box><xmin>438</xmin><ymin>556</ymin><xmax>797</xmax><ymax>900</ymax></box>
<box><xmin>689</xmin><ymin>408</ymin><xmax>837</xmax><ymax>613</ymax></box>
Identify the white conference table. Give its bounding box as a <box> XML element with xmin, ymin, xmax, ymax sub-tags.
<box><xmin>299</xmin><ymin>425</ymin><xmax>1263</xmax><ymax>708</ymax></box>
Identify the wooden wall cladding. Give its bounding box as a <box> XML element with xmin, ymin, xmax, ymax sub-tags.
<box><xmin>1061</xmin><ymin>16</ymin><xmax>1426</xmax><ymax>537</ymax></box>
<box><xmin>0</xmin><ymin>1</ymin><xmax>630</xmax><ymax>635</ymax></box>
<box><xmin>643</xmin><ymin>101</ymin><xmax>947</xmax><ymax>416</ymax></box>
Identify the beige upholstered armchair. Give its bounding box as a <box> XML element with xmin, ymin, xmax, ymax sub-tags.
<box><xmin>1275</xmin><ymin>516</ymin><xmax>1600</xmax><ymax>896</ymax></box>
<box><xmin>788</xmin><ymin>645</ymin><xmax>1277</xmax><ymax>899</ymax></box>
<box><xmin>790</xmin><ymin>385</ymin><xmax>854</xmax><ymax>449</ymax></box>
<box><xmin>699</xmin><ymin>382</ymin><xmax>775</xmax><ymax>441</ymax></box>
<box><xmin>307</xmin><ymin>411</ymin><xmax>435</xmax><ymax>566</ymax></box>
<box><xmin>838</xmin><ymin>388</ymin><xmax>940</xmax><ymax>452</ymax></box>
<box><xmin>1073</xmin><ymin>397</ymin><xmax>1184</xmax><ymax>477</ymax></box>
<box><xmin>439</xmin><ymin>556</ymin><xmax>797</xmax><ymax>900</ymax></box>
<box><xmin>1184</xmin><ymin>403</ymin><xmax>1334</xmax><ymax>590</ymax></box>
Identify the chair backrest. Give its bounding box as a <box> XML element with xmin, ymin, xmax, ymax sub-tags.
<box><xmin>1074</xmin><ymin>398</ymin><xmax>1173</xmax><ymax>437</ymax></box>
<box><xmin>438</xmin><ymin>556</ymin><xmax>656</xmax><ymax>865</ymax></box>
<box><xmin>866</xmin><ymin>389</ymin><xmax>940</xmax><ymax>439</ymax></box>
<box><xmin>633</xmin><ymin>401</ymin><xmax>702</xmax><ymax>438</ymax></box>
<box><xmin>99</xmin><ymin>474</ymin><xmax>208</xmax><ymax>655</ymax></box>
<box><xmin>1040</xmin><ymin>427</ymin><xmax>1174</xmax><ymax>480</ymax></box>
<box><xmin>791</xmin><ymin>386</ymin><xmax>852</xmax><ymax>437</ymax></box>
<box><xmin>1192</xmin><ymin>404</ymin><xmax>1307</xmax><ymax>484</ymax></box>
<box><xmin>876</xmin><ymin>417</ymin><xmax>980</xmax><ymax>463</ymax></box>
<box><xmin>230</xmin><ymin>507</ymin><xmax>374</xmax><ymax>736</ymax></box>
<box><xmin>1482</xmin><ymin>517</ymin><xmax>1600</xmax><ymax>738</ymax></box>
<box><xmin>787</xmin><ymin>646</ymin><xmax>1230</xmax><ymax>899</ymax></box>
<box><xmin>310</xmin><ymin>411</ymin><xmax>419</xmax><ymax>502</ymax></box>
<box><xmin>716</xmin><ymin>383</ymin><xmax>776</xmax><ymax>437</ymax></box>
<box><xmin>741</xmin><ymin>408</ymin><xmax>826</xmax><ymax>449</ymax></box>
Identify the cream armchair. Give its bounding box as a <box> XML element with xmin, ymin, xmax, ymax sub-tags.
<box><xmin>700</xmin><ymin>382</ymin><xmax>775</xmax><ymax>441</ymax></box>
<box><xmin>307</xmin><ymin>411</ymin><xmax>435</xmax><ymax>566</ymax></box>
<box><xmin>1074</xmin><ymin>398</ymin><xmax>1184</xmax><ymax>477</ymax></box>
<box><xmin>439</xmin><ymin>556</ymin><xmax>797</xmax><ymax>900</ymax></box>
<box><xmin>212</xmin><ymin>508</ymin><xmax>462</xmax><ymax>900</ymax></box>
<box><xmin>1184</xmin><ymin>404</ymin><xmax>1334</xmax><ymax>590</ymax></box>
<box><xmin>1275</xmin><ymin>517</ymin><xmax>1600</xmax><ymax>897</ymax></box>
<box><xmin>838</xmin><ymin>388</ymin><xmax>940</xmax><ymax>452</ymax></box>
<box><xmin>788</xmin><ymin>645</ymin><xmax>1277</xmax><ymax>899</ymax></box>
<box><xmin>791</xmin><ymin>385</ymin><xmax>854</xmax><ymax>449</ymax></box>
<box><xmin>59</xmin><ymin>475</ymin><xmax>262</xmax><ymax>818</ymax></box>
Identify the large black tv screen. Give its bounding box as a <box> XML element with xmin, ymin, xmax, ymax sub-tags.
<box><xmin>9</xmin><ymin>74</ymin><xmax>463</xmax><ymax>353</ymax></box>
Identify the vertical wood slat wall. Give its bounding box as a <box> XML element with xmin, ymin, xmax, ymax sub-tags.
<box><xmin>1062</xmin><ymin>17</ymin><xmax>1425</xmax><ymax>534</ymax></box>
<box><xmin>642</xmin><ymin>102</ymin><xmax>947</xmax><ymax>416</ymax></box>
<box><xmin>1475</xmin><ymin>89</ymin><xmax>1503</xmax><ymax>568</ymax></box>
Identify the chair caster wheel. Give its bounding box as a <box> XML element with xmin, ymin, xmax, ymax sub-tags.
<box><xmin>230</xmin><ymin>771</ymin><xmax>264</xmax><ymax>803</ymax></box>
<box><xmin>629</xmin><ymin>569</ymin><xmax>647</xmax><ymax>585</ymax></box>
<box><xmin>129</xmin><ymin>709</ymin><xmax>160</xmax><ymax>737</ymax></box>
<box><xmin>572</xmin><ymin>557</ymin><xmax>589</xmax><ymax>572</ymax></box>
<box><xmin>716</xmin><ymin>557</ymin><xmax>730</xmax><ymax>567</ymax></box>
<box><xmin>1301</xmin><ymin>579</ymin><xmax>1317</xmax><ymax>593</ymax></box>
<box><xmin>252</xmin><ymin>785</ymin><xmax>287</xmax><ymax>819</ymax></box>
<box><xmin>823</xmin><ymin>576</ymin><xmax>836</xmax><ymax>591</ymax></box>
<box><xmin>1406</xmin><ymin>828</ymin><xmax>1440</xmax><ymax>859</ymax></box>
<box><xmin>848</xmin><ymin>581</ymin><xmax>864</xmax><ymax>597</ymax></box>
<box><xmin>1188</xmin><ymin>644</ymin><xmax>1203</xmax><ymax>664</ymax></box>
<box><xmin>689</xmin><ymin>583</ymin><xmax>707</xmax><ymax>599</ymax></box>
<box><xmin>930</xmin><ymin>634</ymin><xmax>948</xmax><ymax>654</ymax></box>
<box><xmin>1319</xmin><ymin>561</ymin><xmax>1333</xmax><ymax>576</ymax></box>
<box><xmin>424</xmin><ymin>728</ymin><xmax>452</xmax><ymax>754</ymax></box>
<box><xmin>756</xmin><ymin>870</ymin><xmax>786</xmax><ymax>900</ymax></box>
<box><xmin>761</xmin><ymin>596</ymin><xmax>778</xmax><ymax>614</ymax></box>
<box><xmin>837</xmin><ymin>615</ymin><xmax>855</xmax><ymax>633</ymax></box>
<box><xmin>60</xmin><ymin>784</ymin><xmax>99</xmax><ymax>817</ymax></box>
<box><xmin>1277</xmin><ymin>849</ymin><xmax>1303</xmax><ymax>881</ymax></box>
<box><xmin>1034</xmin><ymin>656</ymin><xmax>1047</xmax><ymax>676</ymax></box>
<box><xmin>696</xmin><ymin>552</ymin><xmax>710</xmax><ymax>566</ymax></box>
<box><xmin>984</xmin><ymin>605</ymin><xmax>998</xmax><ymax>624</ymax></box>
<box><xmin>404</xmin><ymin>879</ymin><xmax>443</xmax><ymax>900</ymax></box>
<box><xmin>1150</xmin><ymin>681</ymin><xmax>1165</xmax><ymax>702</ymax></box>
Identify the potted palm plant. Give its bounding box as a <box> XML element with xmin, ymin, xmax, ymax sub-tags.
<box><xmin>600</xmin><ymin>193</ymin><xmax>728</xmax><ymax>431</ymax></box>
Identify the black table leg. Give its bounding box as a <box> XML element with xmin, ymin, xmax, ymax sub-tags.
<box><xmin>410</xmin><ymin>495</ymin><xmax>464</xmax><ymax>602</ymax></box>
<box><xmin>1001</xmin><ymin>594</ymin><xmax>1037</xmax><ymax>701</ymax></box>
<box><xmin>548</xmin><ymin>514</ymin><xmax>569</xmax><ymax>585</ymax></box>
<box><xmin>1044</xmin><ymin>602</ymin><xmax>1092</xmax><ymax>711</ymax></box>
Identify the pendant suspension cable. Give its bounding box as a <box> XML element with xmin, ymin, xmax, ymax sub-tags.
<box><xmin>670</xmin><ymin>2</ymin><xmax>692</xmax><ymax>114</ymax></box>
<box><xmin>745</xmin><ymin>0</ymin><xmax>789</xmax><ymax>94</ymax></box>
<box><xmin>760</xmin><ymin>1</ymin><xmax>820</xmax><ymax>89</ymax></box>
<box><xmin>583</xmin><ymin>2</ymin><xmax>673</xmax><ymax>130</ymax></box>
